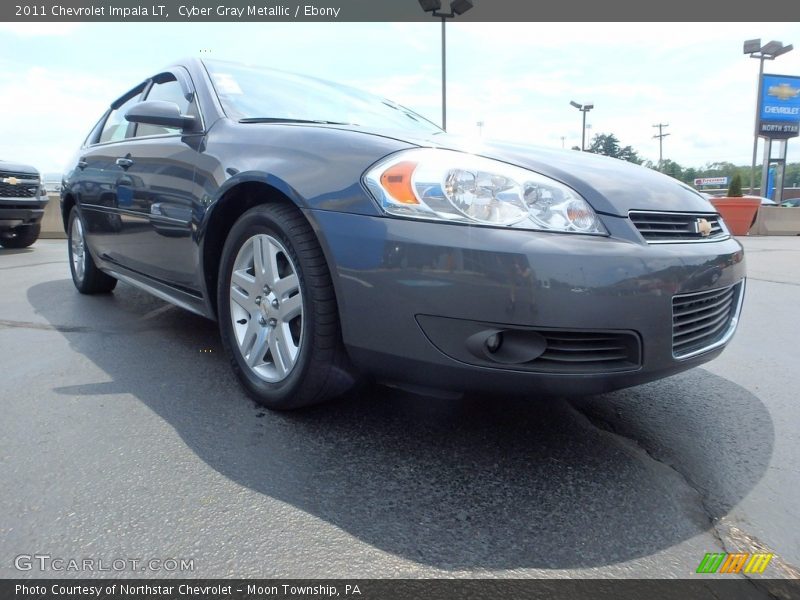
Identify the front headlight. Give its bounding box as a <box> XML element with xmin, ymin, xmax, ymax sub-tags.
<box><xmin>364</xmin><ymin>148</ymin><xmax>606</xmax><ymax>235</ymax></box>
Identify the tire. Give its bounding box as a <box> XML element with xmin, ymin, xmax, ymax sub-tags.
<box><xmin>217</xmin><ymin>203</ymin><xmax>353</xmax><ymax>409</ymax></box>
<box><xmin>0</xmin><ymin>223</ymin><xmax>40</xmax><ymax>248</ymax></box>
<box><xmin>68</xmin><ymin>208</ymin><xmax>117</xmax><ymax>294</ymax></box>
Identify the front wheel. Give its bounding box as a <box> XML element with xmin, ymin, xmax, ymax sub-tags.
<box><xmin>217</xmin><ymin>203</ymin><xmax>353</xmax><ymax>409</ymax></box>
<box><xmin>0</xmin><ymin>223</ymin><xmax>40</xmax><ymax>248</ymax></box>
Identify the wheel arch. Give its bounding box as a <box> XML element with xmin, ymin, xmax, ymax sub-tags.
<box><xmin>199</xmin><ymin>173</ymin><xmax>336</xmax><ymax>320</ymax></box>
<box><xmin>61</xmin><ymin>192</ymin><xmax>76</xmax><ymax>231</ymax></box>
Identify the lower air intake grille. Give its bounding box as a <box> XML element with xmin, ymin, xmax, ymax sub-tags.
<box><xmin>534</xmin><ymin>330</ymin><xmax>641</xmax><ymax>373</ymax></box>
<box><xmin>673</xmin><ymin>283</ymin><xmax>742</xmax><ymax>357</ymax></box>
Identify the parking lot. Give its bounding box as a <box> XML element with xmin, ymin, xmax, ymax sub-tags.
<box><xmin>1</xmin><ymin>237</ymin><xmax>799</xmax><ymax>579</ymax></box>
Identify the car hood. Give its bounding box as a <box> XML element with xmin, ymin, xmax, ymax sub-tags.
<box><xmin>0</xmin><ymin>160</ymin><xmax>40</xmax><ymax>176</ymax></box>
<box><xmin>332</xmin><ymin>126</ymin><xmax>714</xmax><ymax>217</ymax></box>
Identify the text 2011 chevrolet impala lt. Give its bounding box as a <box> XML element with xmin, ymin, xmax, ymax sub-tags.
<box><xmin>61</xmin><ymin>59</ymin><xmax>745</xmax><ymax>409</ymax></box>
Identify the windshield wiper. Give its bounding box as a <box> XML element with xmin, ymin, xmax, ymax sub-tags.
<box><xmin>238</xmin><ymin>117</ymin><xmax>355</xmax><ymax>125</ymax></box>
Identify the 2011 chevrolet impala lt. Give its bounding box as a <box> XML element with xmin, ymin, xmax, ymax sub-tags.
<box><xmin>61</xmin><ymin>58</ymin><xmax>746</xmax><ymax>409</ymax></box>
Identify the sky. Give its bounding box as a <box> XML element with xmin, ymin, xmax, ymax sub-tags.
<box><xmin>1</xmin><ymin>21</ymin><xmax>799</xmax><ymax>174</ymax></box>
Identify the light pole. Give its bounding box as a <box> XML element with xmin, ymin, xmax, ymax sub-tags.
<box><xmin>570</xmin><ymin>101</ymin><xmax>594</xmax><ymax>151</ymax></box>
<box><xmin>744</xmin><ymin>38</ymin><xmax>793</xmax><ymax>194</ymax></box>
<box><xmin>476</xmin><ymin>120</ymin><xmax>484</xmax><ymax>136</ymax></box>
<box><xmin>419</xmin><ymin>0</ymin><xmax>474</xmax><ymax>131</ymax></box>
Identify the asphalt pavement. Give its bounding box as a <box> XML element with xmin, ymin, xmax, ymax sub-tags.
<box><xmin>0</xmin><ymin>237</ymin><xmax>798</xmax><ymax>581</ymax></box>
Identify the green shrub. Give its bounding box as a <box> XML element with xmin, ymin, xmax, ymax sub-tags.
<box><xmin>727</xmin><ymin>173</ymin><xmax>743</xmax><ymax>197</ymax></box>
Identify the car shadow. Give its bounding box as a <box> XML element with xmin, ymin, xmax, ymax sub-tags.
<box><xmin>29</xmin><ymin>278</ymin><xmax>774</xmax><ymax>571</ymax></box>
<box><xmin>0</xmin><ymin>247</ymin><xmax>36</xmax><ymax>256</ymax></box>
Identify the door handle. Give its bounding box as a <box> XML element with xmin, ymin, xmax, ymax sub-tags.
<box><xmin>77</xmin><ymin>159</ymin><xmax>88</xmax><ymax>169</ymax></box>
<box><xmin>116</xmin><ymin>157</ymin><xmax>134</xmax><ymax>169</ymax></box>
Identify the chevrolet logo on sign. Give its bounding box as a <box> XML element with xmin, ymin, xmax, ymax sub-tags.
<box><xmin>768</xmin><ymin>83</ymin><xmax>800</xmax><ymax>101</ymax></box>
<box><xmin>2</xmin><ymin>177</ymin><xmax>20</xmax><ymax>185</ymax></box>
<box><xmin>759</xmin><ymin>74</ymin><xmax>800</xmax><ymax>140</ymax></box>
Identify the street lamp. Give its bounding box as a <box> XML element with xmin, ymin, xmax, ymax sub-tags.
<box><xmin>570</xmin><ymin>101</ymin><xmax>594</xmax><ymax>151</ymax></box>
<box><xmin>418</xmin><ymin>0</ymin><xmax>474</xmax><ymax>131</ymax></box>
<box><xmin>744</xmin><ymin>38</ymin><xmax>794</xmax><ymax>193</ymax></box>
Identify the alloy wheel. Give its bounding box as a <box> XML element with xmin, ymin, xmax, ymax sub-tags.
<box><xmin>71</xmin><ymin>217</ymin><xmax>86</xmax><ymax>282</ymax></box>
<box><xmin>229</xmin><ymin>233</ymin><xmax>304</xmax><ymax>383</ymax></box>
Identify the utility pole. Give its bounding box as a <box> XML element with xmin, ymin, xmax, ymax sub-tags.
<box><xmin>652</xmin><ymin>123</ymin><xmax>670</xmax><ymax>171</ymax></box>
<box><xmin>560</xmin><ymin>136</ymin><xmax>566</xmax><ymax>149</ymax></box>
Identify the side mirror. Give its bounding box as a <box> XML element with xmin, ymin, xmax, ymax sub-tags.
<box><xmin>125</xmin><ymin>101</ymin><xmax>196</xmax><ymax>131</ymax></box>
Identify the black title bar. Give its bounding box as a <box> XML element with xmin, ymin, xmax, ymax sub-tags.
<box><xmin>5</xmin><ymin>579</ymin><xmax>800</xmax><ymax>600</ymax></box>
<box><xmin>3</xmin><ymin>0</ymin><xmax>800</xmax><ymax>21</ymax></box>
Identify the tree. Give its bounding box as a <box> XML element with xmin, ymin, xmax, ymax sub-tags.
<box><xmin>587</xmin><ymin>133</ymin><xmax>642</xmax><ymax>164</ymax></box>
<box><xmin>619</xmin><ymin>145</ymin><xmax>643</xmax><ymax>165</ymax></box>
<box><xmin>785</xmin><ymin>163</ymin><xmax>800</xmax><ymax>188</ymax></box>
<box><xmin>727</xmin><ymin>172</ymin><xmax>743</xmax><ymax>197</ymax></box>
<box><xmin>659</xmin><ymin>159</ymin><xmax>684</xmax><ymax>180</ymax></box>
<box><xmin>705</xmin><ymin>161</ymin><xmax>737</xmax><ymax>175</ymax></box>
<box><xmin>588</xmin><ymin>133</ymin><xmax>620</xmax><ymax>157</ymax></box>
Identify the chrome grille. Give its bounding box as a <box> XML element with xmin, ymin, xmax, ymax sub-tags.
<box><xmin>0</xmin><ymin>171</ymin><xmax>40</xmax><ymax>199</ymax></box>
<box><xmin>630</xmin><ymin>211</ymin><xmax>727</xmax><ymax>243</ymax></box>
<box><xmin>673</xmin><ymin>283</ymin><xmax>742</xmax><ymax>358</ymax></box>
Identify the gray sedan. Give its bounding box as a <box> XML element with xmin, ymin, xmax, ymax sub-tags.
<box><xmin>61</xmin><ymin>58</ymin><xmax>746</xmax><ymax>409</ymax></box>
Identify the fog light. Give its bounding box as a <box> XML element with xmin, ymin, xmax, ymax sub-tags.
<box><xmin>486</xmin><ymin>332</ymin><xmax>503</xmax><ymax>353</ymax></box>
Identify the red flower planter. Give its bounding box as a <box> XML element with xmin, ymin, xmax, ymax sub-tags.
<box><xmin>710</xmin><ymin>197</ymin><xmax>761</xmax><ymax>236</ymax></box>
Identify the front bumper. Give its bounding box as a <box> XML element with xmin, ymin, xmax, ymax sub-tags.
<box><xmin>0</xmin><ymin>198</ymin><xmax>48</xmax><ymax>230</ymax></box>
<box><xmin>308</xmin><ymin>210</ymin><xmax>746</xmax><ymax>396</ymax></box>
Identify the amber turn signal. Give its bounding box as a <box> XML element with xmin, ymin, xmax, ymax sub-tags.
<box><xmin>379</xmin><ymin>161</ymin><xmax>419</xmax><ymax>204</ymax></box>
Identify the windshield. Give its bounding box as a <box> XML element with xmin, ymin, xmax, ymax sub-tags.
<box><xmin>204</xmin><ymin>60</ymin><xmax>441</xmax><ymax>135</ymax></box>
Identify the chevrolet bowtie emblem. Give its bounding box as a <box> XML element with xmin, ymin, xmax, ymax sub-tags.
<box><xmin>767</xmin><ymin>83</ymin><xmax>800</xmax><ymax>101</ymax></box>
<box><xmin>695</xmin><ymin>218</ymin><xmax>712</xmax><ymax>237</ymax></box>
<box><xmin>2</xmin><ymin>177</ymin><xmax>20</xmax><ymax>185</ymax></box>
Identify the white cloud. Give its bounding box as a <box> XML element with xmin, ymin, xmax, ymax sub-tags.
<box><xmin>434</xmin><ymin>23</ymin><xmax>800</xmax><ymax>165</ymax></box>
<box><xmin>0</xmin><ymin>22</ymin><xmax>81</xmax><ymax>36</ymax></box>
<box><xmin>1</xmin><ymin>22</ymin><xmax>798</xmax><ymax>171</ymax></box>
<box><xmin>0</xmin><ymin>66</ymin><xmax>125</xmax><ymax>172</ymax></box>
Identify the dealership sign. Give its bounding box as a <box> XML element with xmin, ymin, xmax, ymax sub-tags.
<box><xmin>694</xmin><ymin>177</ymin><xmax>728</xmax><ymax>186</ymax></box>
<box><xmin>758</xmin><ymin>74</ymin><xmax>800</xmax><ymax>139</ymax></box>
